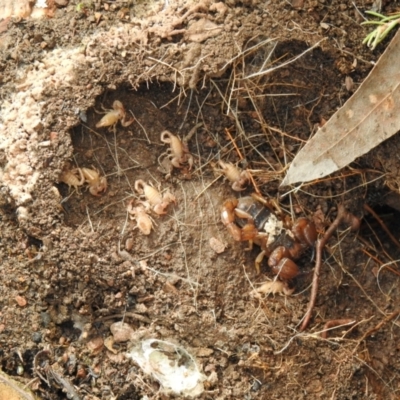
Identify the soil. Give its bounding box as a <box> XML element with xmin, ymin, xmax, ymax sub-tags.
<box><xmin>1</xmin><ymin>0</ymin><xmax>400</xmax><ymax>399</ymax></box>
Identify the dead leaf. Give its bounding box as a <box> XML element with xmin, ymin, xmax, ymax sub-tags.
<box><xmin>104</xmin><ymin>336</ymin><xmax>118</xmax><ymax>354</ymax></box>
<box><xmin>282</xmin><ymin>28</ymin><xmax>400</xmax><ymax>186</ymax></box>
<box><xmin>0</xmin><ymin>370</ymin><xmax>38</xmax><ymax>400</ymax></box>
<box><xmin>86</xmin><ymin>336</ymin><xmax>104</xmax><ymax>355</ymax></box>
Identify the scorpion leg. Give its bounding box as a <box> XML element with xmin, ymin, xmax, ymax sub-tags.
<box><xmin>292</xmin><ymin>218</ymin><xmax>318</xmax><ymax>247</ymax></box>
<box><xmin>255</xmin><ymin>249</ymin><xmax>266</xmax><ymax>274</ymax></box>
<box><xmin>222</xmin><ymin>199</ymin><xmax>258</xmax><ymax>242</ymax></box>
<box><xmin>268</xmin><ymin>246</ymin><xmax>300</xmax><ymax>280</ymax></box>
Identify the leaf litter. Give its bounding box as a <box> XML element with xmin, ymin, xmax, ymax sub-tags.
<box><xmin>282</xmin><ymin>28</ymin><xmax>400</xmax><ymax>186</ymax></box>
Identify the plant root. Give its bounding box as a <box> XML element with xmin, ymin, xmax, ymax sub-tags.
<box><xmin>300</xmin><ymin>204</ymin><xmax>360</xmax><ymax>331</ymax></box>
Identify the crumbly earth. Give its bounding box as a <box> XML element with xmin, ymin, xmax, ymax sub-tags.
<box><xmin>1</xmin><ymin>0</ymin><xmax>400</xmax><ymax>399</ymax></box>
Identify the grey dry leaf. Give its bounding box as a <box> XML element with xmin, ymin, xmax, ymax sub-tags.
<box><xmin>0</xmin><ymin>370</ymin><xmax>38</xmax><ymax>400</ymax></box>
<box><xmin>281</xmin><ymin>28</ymin><xmax>400</xmax><ymax>186</ymax></box>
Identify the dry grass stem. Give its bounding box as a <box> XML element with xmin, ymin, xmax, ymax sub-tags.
<box><xmin>242</xmin><ymin>39</ymin><xmax>326</xmax><ymax>80</ymax></box>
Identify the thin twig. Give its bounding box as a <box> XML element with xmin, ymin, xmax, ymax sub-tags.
<box><xmin>193</xmin><ymin>175</ymin><xmax>222</xmax><ymax>201</ymax></box>
<box><xmin>248</xmin><ymin>172</ymin><xmax>261</xmax><ymax>195</ymax></box>
<box><xmin>242</xmin><ymin>39</ymin><xmax>326</xmax><ymax>80</ymax></box>
<box><xmin>320</xmin><ymin>318</ymin><xmax>356</xmax><ymax>339</ymax></box>
<box><xmin>224</xmin><ymin>127</ymin><xmax>244</xmax><ymax>160</ymax></box>
<box><xmin>94</xmin><ymin>312</ymin><xmax>151</xmax><ymax>324</ymax></box>
<box><xmin>117</xmin><ymin>241</ymin><xmax>199</xmax><ymax>286</ymax></box>
<box><xmin>357</xmin><ymin>310</ymin><xmax>400</xmax><ymax>344</ymax></box>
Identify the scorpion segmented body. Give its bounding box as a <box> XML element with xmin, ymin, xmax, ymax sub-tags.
<box><xmin>134</xmin><ymin>179</ymin><xmax>176</xmax><ymax>215</ymax></box>
<box><xmin>96</xmin><ymin>100</ymin><xmax>134</xmax><ymax>131</ymax></box>
<box><xmin>160</xmin><ymin>130</ymin><xmax>193</xmax><ymax>170</ymax></box>
<box><xmin>216</xmin><ymin>160</ymin><xmax>250</xmax><ymax>191</ymax></box>
<box><xmin>222</xmin><ymin>194</ymin><xmax>317</xmax><ymax>279</ymax></box>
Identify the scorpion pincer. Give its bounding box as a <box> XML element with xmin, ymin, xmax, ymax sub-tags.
<box><xmin>221</xmin><ymin>194</ymin><xmax>317</xmax><ymax>279</ymax></box>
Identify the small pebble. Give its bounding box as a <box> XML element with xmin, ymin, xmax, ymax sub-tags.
<box><xmin>40</xmin><ymin>312</ymin><xmax>51</xmax><ymax>327</ymax></box>
<box><xmin>110</xmin><ymin>321</ymin><xmax>135</xmax><ymax>343</ymax></box>
<box><xmin>15</xmin><ymin>295</ymin><xmax>27</xmax><ymax>307</ymax></box>
<box><xmin>87</xmin><ymin>337</ymin><xmax>104</xmax><ymax>355</ymax></box>
<box><xmin>31</xmin><ymin>332</ymin><xmax>42</xmax><ymax>343</ymax></box>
